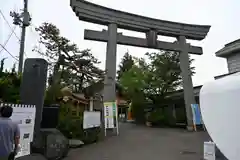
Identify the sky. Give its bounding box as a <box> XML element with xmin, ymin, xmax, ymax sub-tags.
<box><xmin>1</xmin><ymin>0</ymin><xmax>240</xmax><ymax>86</ymax></box>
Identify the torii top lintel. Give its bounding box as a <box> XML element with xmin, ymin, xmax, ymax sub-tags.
<box><xmin>70</xmin><ymin>0</ymin><xmax>211</xmax><ymax>40</ymax></box>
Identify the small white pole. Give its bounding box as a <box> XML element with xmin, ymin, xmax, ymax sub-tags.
<box><xmin>115</xmin><ymin>101</ymin><xmax>119</xmax><ymax>135</ymax></box>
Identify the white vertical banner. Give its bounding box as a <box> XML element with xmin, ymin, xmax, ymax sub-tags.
<box><xmin>104</xmin><ymin>102</ymin><xmax>114</xmax><ymax>129</ymax></box>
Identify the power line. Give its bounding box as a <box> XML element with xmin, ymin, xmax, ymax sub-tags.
<box><xmin>0</xmin><ymin>10</ymin><xmax>19</xmax><ymax>60</ymax></box>
<box><xmin>0</xmin><ymin>9</ymin><xmax>28</xmax><ymax>58</ymax></box>
<box><xmin>0</xmin><ymin>10</ymin><xmax>20</xmax><ymax>42</ymax></box>
<box><xmin>0</xmin><ymin>43</ymin><xmax>18</xmax><ymax>61</ymax></box>
<box><xmin>0</xmin><ymin>26</ymin><xmax>17</xmax><ymax>54</ymax></box>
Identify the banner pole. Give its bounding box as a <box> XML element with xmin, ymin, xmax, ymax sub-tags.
<box><xmin>191</xmin><ymin>104</ymin><xmax>197</xmax><ymax>132</ymax></box>
<box><xmin>115</xmin><ymin>101</ymin><xmax>119</xmax><ymax>135</ymax></box>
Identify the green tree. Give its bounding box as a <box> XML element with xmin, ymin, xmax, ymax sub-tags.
<box><xmin>0</xmin><ymin>58</ymin><xmax>6</xmax><ymax>73</ymax></box>
<box><xmin>119</xmin><ymin>57</ymin><xmax>148</xmax><ymax>98</ymax></box>
<box><xmin>117</xmin><ymin>52</ymin><xmax>134</xmax><ymax>81</ymax></box>
<box><xmin>34</xmin><ymin>22</ymin><xmax>104</xmax><ymax>103</ymax></box>
<box><xmin>119</xmin><ymin>57</ymin><xmax>149</xmax><ymax>123</ymax></box>
<box><xmin>120</xmin><ymin>51</ymin><xmax>195</xmax><ymax>102</ymax></box>
<box><xmin>119</xmin><ymin>51</ymin><xmax>195</xmax><ymax>122</ymax></box>
<box><xmin>145</xmin><ymin>51</ymin><xmax>195</xmax><ymax>103</ymax></box>
<box><xmin>0</xmin><ymin>59</ymin><xmax>21</xmax><ymax>103</ymax></box>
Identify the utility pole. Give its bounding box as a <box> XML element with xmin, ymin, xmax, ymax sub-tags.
<box><xmin>10</xmin><ymin>0</ymin><xmax>31</xmax><ymax>73</ymax></box>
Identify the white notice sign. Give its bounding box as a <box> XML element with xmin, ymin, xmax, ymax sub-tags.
<box><xmin>83</xmin><ymin>111</ymin><xmax>101</xmax><ymax>129</ymax></box>
<box><xmin>204</xmin><ymin>141</ymin><xmax>216</xmax><ymax>160</ymax></box>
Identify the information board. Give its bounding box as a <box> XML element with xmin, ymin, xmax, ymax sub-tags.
<box><xmin>0</xmin><ymin>103</ymin><xmax>36</xmax><ymax>158</ymax></box>
<box><xmin>83</xmin><ymin>111</ymin><xmax>101</xmax><ymax>129</ymax></box>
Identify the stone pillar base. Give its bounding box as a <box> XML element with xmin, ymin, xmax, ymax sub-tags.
<box><xmin>186</xmin><ymin>125</ymin><xmax>194</xmax><ymax>131</ymax></box>
<box><xmin>146</xmin><ymin>122</ymin><xmax>152</xmax><ymax>127</ymax></box>
<box><xmin>16</xmin><ymin>154</ymin><xmax>47</xmax><ymax>160</ymax></box>
<box><xmin>105</xmin><ymin>128</ymin><xmax>118</xmax><ymax>137</ymax></box>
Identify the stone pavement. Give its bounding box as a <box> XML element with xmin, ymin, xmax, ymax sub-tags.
<box><xmin>64</xmin><ymin>123</ymin><xmax>211</xmax><ymax>160</ymax></box>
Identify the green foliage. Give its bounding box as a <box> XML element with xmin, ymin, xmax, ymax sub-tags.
<box><xmin>146</xmin><ymin>51</ymin><xmax>195</xmax><ymax>96</ymax></box>
<box><xmin>119</xmin><ymin>57</ymin><xmax>149</xmax><ymax>99</ymax></box>
<box><xmin>119</xmin><ymin>51</ymin><xmax>195</xmax><ymax>122</ymax></box>
<box><xmin>131</xmin><ymin>95</ymin><xmax>146</xmax><ymax>123</ymax></box>
<box><xmin>117</xmin><ymin>52</ymin><xmax>134</xmax><ymax>81</ymax></box>
<box><xmin>34</xmin><ymin>22</ymin><xmax>104</xmax><ymax>103</ymax></box>
<box><xmin>44</xmin><ymin>84</ymin><xmax>63</xmax><ymax>105</ymax></box>
<box><xmin>33</xmin><ymin>22</ymin><xmax>101</xmax><ymax>144</ymax></box>
<box><xmin>147</xmin><ymin>109</ymin><xmax>166</xmax><ymax>125</ymax></box>
<box><xmin>0</xmin><ymin>58</ymin><xmax>6</xmax><ymax>73</ymax></box>
<box><xmin>0</xmin><ymin>59</ymin><xmax>21</xmax><ymax>103</ymax></box>
<box><xmin>120</xmin><ymin>51</ymin><xmax>195</xmax><ymax>101</ymax></box>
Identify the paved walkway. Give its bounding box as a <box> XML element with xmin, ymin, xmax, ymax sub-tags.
<box><xmin>64</xmin><ymin>123</ymin><xmax>210</xmax><ymax>160</ymax></box>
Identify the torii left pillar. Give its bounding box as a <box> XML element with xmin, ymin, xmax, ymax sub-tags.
<box><xmin>102</xmin><ymin>23</ymin><xmax>118</xmax><ymax>136</ymax></box>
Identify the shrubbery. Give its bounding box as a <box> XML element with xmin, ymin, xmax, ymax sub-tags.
<box><xmin>147</xmin><ymin>109</ymin><xmax>167</xmax><ymax>126</ymax></box>
<box><xmin>57</xmin><ymin>103</ymin><xmax>100</xmax><ymax>144</ymax></box>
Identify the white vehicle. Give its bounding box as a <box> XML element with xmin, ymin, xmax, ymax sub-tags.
<box><xmin>200</xmin><ymin>72</ymin><xmax>240</xmax><ymax>160</ymax></box>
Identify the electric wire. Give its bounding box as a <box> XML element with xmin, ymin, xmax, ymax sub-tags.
<box><xmin>0</xmin><ymin>10</ymin><xmax>20</xmax><ymax>42</ymax></box>
<box><xmin>0</xmin><ymin>43</ymin><xmax>18</xmax><ymax>61</ymax></box>
<box><xmin>0</xmin><ymin>9</ymin><xmax>28</xmax><ymax>58</ymax></box>
<box><xmin>0</xmin><ymin>9</ymin><xmax>19</xmax><ymax>61</ymax></box>
<box><xmin>0</xmin><ymin>26</ymin><xmax>17</xmax><ymax>54</ymax></box>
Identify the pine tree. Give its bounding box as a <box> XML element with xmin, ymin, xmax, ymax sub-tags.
<box><xmin>117</xmin><ymin>52</ymin><xmax>134</xmax><ymax>81</ymax></box>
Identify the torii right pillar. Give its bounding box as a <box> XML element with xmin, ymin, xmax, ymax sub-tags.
<box><xmin>178</xmin><ymin>36</ymin><xmax>196</xmax><ymax>130</ymax></box>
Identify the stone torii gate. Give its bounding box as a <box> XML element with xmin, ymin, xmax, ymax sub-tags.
<box><xmin>70</xmin><ymin>0</ymin><xmax>211</xmax><ymax>131</ymax></box>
